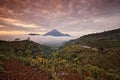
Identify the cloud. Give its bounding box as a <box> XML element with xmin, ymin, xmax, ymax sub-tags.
<box><xmin>0</xmin><ymin>0</ymin><xmax>120</xmax><ymax>36</ymax></box>
<box><xmin>0</xmin><ymin>31</ymin><xmax>27</xmax><ymax>35</ymax></box>
<box><xmin>0</xmin><ymin>18</ymin><xmax>40</xmax><ymax>28</ymax></box>
<box><xmin>0</xmin><ymin>24</ymin><xmax>5</xmax><ymax>27</ymax></box>
<box><xmin>0</xmin><ymin>17</ymin><xmax>46</xmax><ymax>34</ymax></box>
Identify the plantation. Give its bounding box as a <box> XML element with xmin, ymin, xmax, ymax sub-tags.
<box><xmin>0</xmin><ymin>40</ymin><xmax>120</xmax><ymax>80</ymax></box>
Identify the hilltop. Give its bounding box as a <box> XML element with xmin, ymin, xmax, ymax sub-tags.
<box><xmin>0</xmin><ymin>40</ymin><xmax>52</xmax><ymax>57</ymax></box>
<box><xmin>65</xmin><ymin>28</ymin><xmax>120</xmax><ymax>48</ymax></box>
<box><xmin>44</xmin><ymin>29</ymin><xmax>70</xmax><ymax>37</ymax></box>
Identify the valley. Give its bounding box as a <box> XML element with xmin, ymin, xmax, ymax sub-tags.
<box><xmin>0</xmin><ymin>28</ymin><xmax>120</xmax><ymax>80</ymax></box>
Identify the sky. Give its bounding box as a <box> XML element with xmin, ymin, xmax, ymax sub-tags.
<box><xmin>0</xmin><ymin>0</ymin><xmax>120</xmax><ymax>36</ymax></box>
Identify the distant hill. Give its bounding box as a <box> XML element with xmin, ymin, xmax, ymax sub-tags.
<box><xmin>65</xmin><ymin>28</ymin><xmax>120</xmax><ymax>48</ymax></box>
<box><xmin>44</xmin><ymin>29</ymin><xmax>70</xmax><ymax>37</ymax></box>
<box><xmin>28</xmin><ymin>33</ymin><xmax>40</xmax><ymax>36</ymax></box>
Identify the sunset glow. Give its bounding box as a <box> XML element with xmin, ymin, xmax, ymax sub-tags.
<box><xmin>0</xmin><ymin>0</ymin><xmax>120</xmax><ymax>35</ymax></box>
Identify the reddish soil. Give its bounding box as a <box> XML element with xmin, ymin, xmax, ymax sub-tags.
<box><xmin>0</xmin><ymin>59</ymin><xmax>49</xmax><ymax>80</ymax></box>
<box><xmin>0</xmin><ymin>59</ymin><xmax>82</xmax><ymax>80</ymax></box>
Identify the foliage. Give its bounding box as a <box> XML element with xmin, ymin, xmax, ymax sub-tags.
<box><xmin>0</xmin><ymin>66</ymin><xmax>4</xmax><ymax>73</ymax></box>
<box><xmin>65</xmin><ymin>28</ymin><xmax>120</xmax><ymax>48</ymax></box>
<box><xmin>0</xmin><ymin>40</ymin><xmax>52</xmax><ymax>58</ymax></box>
<box><xmin>84</xmin><ymin>77</ymin><xmax>93</xmax><ymax>80</ymax></box>
<box><xmin>0</xmin><ymin>40</ymin><xmax>120</xmax><ymax>80</ymax></box>
<box><xmin>18</xmin><ymin>50</ymin><xmax>23</xmax><ymax>56</ymax></box>
<box><xmin>25</xmin><ymin>50</ymin><xmax>32</xmax><ymax>56</ymax></box>
<box><xmin>90</xmin><ymin>66</ymin><xmax>102</xmax><ymax>80</ymax></box>
<box><xmin>0</xmin><ymin>59</ymin><xmax>4</xmax><ymax>73</ymax></box>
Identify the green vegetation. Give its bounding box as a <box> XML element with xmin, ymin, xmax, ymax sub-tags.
<box><xmin>84</xmin><ymin>77</ymin><xmax>93</xmax><ymax>80</ymax></box>
<box><xmin>66</xmin><ymin>28</ymin><xmax>120</xmax><ymax>48</ymax></box>
<box><xmin>0</xmin><ymin>54</ymin><xmax>6</xmax><ymax>73</ymax></box>
<box><xmin>0</xmin><ymin>60</ymin><xmax>4</xmax><ymax>73</ymax></box>
<box><xmin>14</xmin><ymin>44</ymin><xmax>119</xmax><ymax>80</ymax></box>
<box><xmin>1</xmin><ymin>44</ymin><xmax>120</xmax><ymax>80</ymax></box>
<box><xmin>0</xmin><ymin>28</ymin><xmax>120</xmax><ymax>80</ymax></box>
<box><xmin>0</xmin><ymin>40</ymin><xmax>52</xmax><ymax>58</ymax></box>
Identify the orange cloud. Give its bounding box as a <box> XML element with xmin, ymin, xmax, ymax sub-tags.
<box><xmin>0</xmin><ymin>31</ymin><xmax>27</xmax><ymax>35</ymax></box>
<box><xmin>0</xmin><ymin>30</ymin><xmax>45</xmax><ymax>35</ymax></box>
<box><xmin>0</xmin><ymin>18</ymin><xmax>40</xmax><ymax>28</ymax></box>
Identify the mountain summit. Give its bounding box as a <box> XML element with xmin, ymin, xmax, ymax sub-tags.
<box><xmin>44</xmin><ymin>29</ymin><xmax>70</xmax><ymax>37</ymax></box>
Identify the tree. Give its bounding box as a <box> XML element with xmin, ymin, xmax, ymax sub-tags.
<box><xmin>28</xmin><ymin>44</ymin><xmax>32</xmax><ymax>49</ymax></box>
<box><xmin>25</xmin><ymin>50</ymin><xmax>32</xmax><ymax>56</ymax></box>
<box><xmin>90</xmin><ymin>66</ymin><xmax>102</xmax><ymax>80</ymax></box>
<box><xmin>18</xmin><ymin>50</ymin><xmax>23</xmax><ymax>56</ymax></box>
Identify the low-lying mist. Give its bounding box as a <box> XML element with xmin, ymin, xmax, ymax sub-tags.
<box><xmin>0</xmin><ymin>34</ymin><xmax>78</xmax><ymax>47</ymax></box>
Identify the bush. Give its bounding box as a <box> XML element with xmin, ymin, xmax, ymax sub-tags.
<box><xmin>18</xmin><ymin>50</ymin><xmax>23</xmax><ymax>56</ymax></box>
<box><xmin>0</xmin><ymin>61</ymin><xmax>4</xmax><ymax>73</ymax></box>
<box><xmin>84</xmin><ymin>77</ymin><xmax>93</xmax><ymax>80</ymax></box>
<box><xmin>0</xmin><ymin>54</ymin><xmax>7</xmax><ymax>60</ymax></box>
<box><xmin>90</xmin><ymin>66</ymin><xmax>102</xmax><ymax>80</ymax></box>
<box><xmin>25</xmin><ymin>50</ymin><xmax>32</xmax><ymax>56</ymax></box>
<box><xmin>106</xmin><ymin>72</ymin><xmax>120</xmax><ymax>80</ymax></box>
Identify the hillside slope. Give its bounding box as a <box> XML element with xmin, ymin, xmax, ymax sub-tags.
<box><xmin>65</xmin><ymin>28</ymin><xmax>120</xmax><ymax>48</ymax></box>
<box><xmin>0</xmin><ymin>40</ymin><xmax>52</xmax><ymax>57</ymax></box>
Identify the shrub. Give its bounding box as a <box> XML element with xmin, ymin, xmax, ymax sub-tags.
<box><xmin>0</xmin><ymin>54</ymin><xmax>7</xmax><ymax>60</ymax></box>
<box><xmin>0</xmin><ymin>66</ymin><xmax>4</xmax><ymax>73</ymax></box>
<box><xmin>106</xmin><ymin>72</ymin><xmax>120</xmax><ymax>80</ymax></box>
<box><xmin>90</xmin><ymin>66</ymin><xmax>102</xmax><ymax>80</ymax></box>
<box><xmin>18</xmin><ymin>50</ymin><xmax>23</xmax><ymax>56</ymax></box>
<box><xmin>25</xmin><ymin>50</ymin><xmax>32</xmax><ymax>56</ymax></box>
<box><xmin>84</xmin><ymin>77</ymin><xmax>93</xmax><ymax>80</ymax></box>
<box><xmin>0</xmin><ymin>61</ymin><xmax>4</xmax><ymax>73</ymax></box>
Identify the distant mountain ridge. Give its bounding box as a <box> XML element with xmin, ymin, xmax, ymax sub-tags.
<box><xmin>44</xmin><ymin>29</ymin><xmax>70</xmax><ymax>37</ymax></box>
<box><xmin>28</xmin><ymin>33</ymin><xmax>40</xmax><ymax>36</ymax></box>
<box><xmin>65</xmin><ymin>28</ymin><xmax>120</xmax><ymax>48</ymax></box>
